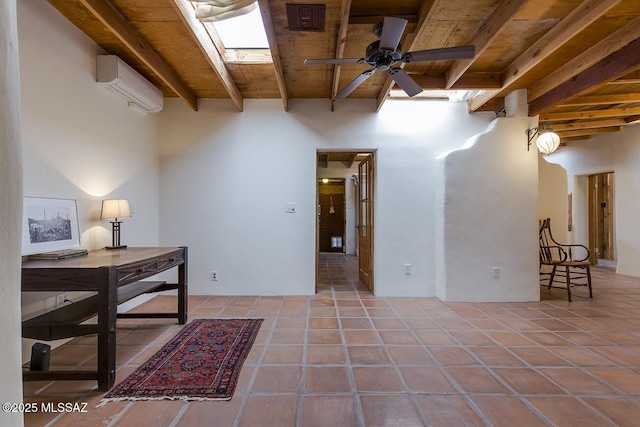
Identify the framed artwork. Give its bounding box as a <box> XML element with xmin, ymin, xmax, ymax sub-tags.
<box><xmin>22</xmin><ymin>197</ymin><xmax>81</xmax><ymax>255</ymax></box>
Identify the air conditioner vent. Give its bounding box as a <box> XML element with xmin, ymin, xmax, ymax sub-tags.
<box><xmin>96</xmin><ymin>55</ymin><xmax>163</xmax><ymax>113</ymax></box>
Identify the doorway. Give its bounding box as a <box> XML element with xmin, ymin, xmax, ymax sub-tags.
<box><xmin>588</xmin><ymin>172</ymin><xmax>615</xmax><ymax>266</ymax></box>
<box><xmin>316</xmin><ymin>151</ymin><xmax>375</xmax><ymax>292</ymax></box>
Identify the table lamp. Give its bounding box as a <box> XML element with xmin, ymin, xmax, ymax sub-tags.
<box><xmin>100</xmin><ymin>199</ymin><xmax>131</xmax><ymax>249</ymax></box>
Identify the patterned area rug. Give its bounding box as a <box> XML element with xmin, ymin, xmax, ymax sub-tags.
<box><xmin>99</xmin><ymin>318</ymin><xmax>263</xmax><ymax>405</ymax></box>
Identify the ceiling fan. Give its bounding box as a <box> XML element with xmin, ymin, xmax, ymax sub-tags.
<box><xmin>304</xmin><ymin>16</ymin><xmax>475</xmax><ymax>99</ymax></box>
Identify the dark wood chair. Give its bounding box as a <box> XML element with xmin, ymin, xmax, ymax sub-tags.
<box><xmin>539</xmin><ymin>218</ymin><xmax>592</xmax><ymax>302</ymax></box>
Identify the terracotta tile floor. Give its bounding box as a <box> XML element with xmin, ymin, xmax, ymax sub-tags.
<box><xmin>22</xmin><ymin>255</ymin><xmax>640</xmax><ymax>426</ymax></box>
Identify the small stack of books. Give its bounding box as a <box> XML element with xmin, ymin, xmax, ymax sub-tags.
<box><xmin>29</xmin><ymin>248</ymin><xmax>88</xmax><ymax>260</ymax></box>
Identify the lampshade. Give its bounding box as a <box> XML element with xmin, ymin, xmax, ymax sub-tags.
<box><xmin>100</xmin><ymin>199</ymin><xmax>132</xmax><ymax>220</ymax></box>
<box><xmin>536</xmin><ymin>131</ymin><xmax>561</xmax><ymax>155</ymax></box>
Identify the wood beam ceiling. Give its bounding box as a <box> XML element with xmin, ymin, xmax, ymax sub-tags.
<box><xmin>556</xmin><ymin>127</ymin><xmax>621</xmax><ymax>139</ymax></box>
<box><xmin>411</xmin><ymin>74</ymin><xmax>502</xmax><ymax>89</ymax></box>
<box><xmin>469</xmin><ymin>0</ymin><xmax>623</xmax><ymax>113</ymax></box>
<box><xmin>548</xmin><ymin>119</ymin><xmax>627</xmax><ymax>131</ymax></box>
<box><xmin>330</xmin><ymin>0</ymin><xmax>353</xmax><ymax>111</ymax></box>
<box><xmin>559</xmin><ymin>94</ymin><xmax>640</xmax><ymax>107</ymax></box>
<box><xmin>257</xmin><ymin>0</ymin><xmax>289</xmax><ymax>111</ymax></box>
<box><xmin>444</xmin><ymin>0</ymin><xmax>528</xmax><ymax>89</ymax></box>
<box><xmin>78</xmin><ymin>0</ymin><xmax>199</xmax><ymax>110</ymax></box>
<box><xmin>528</xmin><ymin>16</ymin><xmax>640</xmax><ymax>104</ymax></box>
<box><xmin>528</xmin><ymin>38</ymin><xmax>640</xmax><ymax>115</ymax></box>
<box><xmin>540</xmin><ymin>106</ymin><xmax>640</xmax><ymax>122</ymax></box>
<box><xmin>172</xmin><ymin>0</ymin><xmax>243</xmax><ymax>111</ymax></box>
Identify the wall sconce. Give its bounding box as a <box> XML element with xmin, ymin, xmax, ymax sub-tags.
<box><xmin>100</xmin><ymin>199</ymin><xmax>131</xmax><ymax>250</ymax></box>
<box><xmin>527</xmin><ymin>125</ymin><xmax>560</xmax><ymax>155</ymax></box>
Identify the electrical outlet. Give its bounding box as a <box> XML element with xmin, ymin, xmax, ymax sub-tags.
<box><xmin>404</xmin><ymin>263</ymin><xmax>412</xmax><ymax>275</ymax></box>
<box><xmin>212</xmin><ymin>271</ymin><xmax>218</xmax><ymax>281</ymax></box>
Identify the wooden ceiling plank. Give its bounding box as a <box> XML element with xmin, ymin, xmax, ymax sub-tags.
<box><xmin>561</xmin><ymin>136</ymin><xmax>591</xmax><ymax>142</ymax></box>
<box><xmin>625</xmin><ymin>115</ymin><xmax>640</xmax><ymax>124</ymax></box>
<box><xmin>445</xmin><ymin>0</ymin><xmax>528</xmax><ymax>89</ymax></box>
<box><xmin>559</xmin><ymin>93</ymin><xmax>640</xmax><ymax>107</ymax></box>
<box><xmin>331</xmin><ymin>0</ymin><xmax>353</xmax><ymax>111</ymax></box>
<box><xmin>172</xmin><ymin>0</ymin><xmax>243</xmax><ymax>111</ymax></box>
<box><xmin>540</xmin><ymin>106</ymin><xmax>640</xmax><ymax>122</ymax></box>
<box><xmin>376</xmin><ymin>0</ymin><xmax>443</xmax><ymax>111</ymax></box>
<box><xmin>557</xmin><ymin>127</ymin><xmax>621</xmax><ymax>138</ymax></box>
<box><xmin>412</xmin><ymin>73</ymin><xmax>502</xmax><ymax>89</ymax></box>
<box><xmin>546</xmin><ymin>118</ymin><xmax>627</xmax><ymax>131</ymax></box>
<box><xmin>469</xmin><ymin>0</ymin><xmax>622</xmax><ymax>112</ymax></box>
<box><xmin>78</xmin><ymin>0</ymin><xmax>199</xmax><ymax>111</ymax></box>
<box><xmin>529</xmin><ymin>37</ymin><xmax>640</xmax><ymax>115</ymax></box>
<box><xmin>529</xmin><ymin>16</ymin><xmax>640</xmax><ymax>103</ymax></box>
<box><xmin>257</xmin><ymin>0</ymin><xmax>289</xmax><ymax>111</ymax></box>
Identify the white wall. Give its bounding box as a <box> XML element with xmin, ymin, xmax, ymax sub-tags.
<box><xmin>1</xmin><ymin>0</ymin><xmax>26</xmax><ymax>424</ymax></box>
<box><xmin>437</xmin><ymin>112</ymin><xmax>540</xmax><ymax>301</ymax></box>
<box><xmin>18</xmin><ymin>0</ymin><xmax>162</xmax><ymax>361</ymax></box>
<box><xmin>159</xmin><ymin>98</ymin><xmax>495</xmax><ymax>296</ymax></box>
<box><xmin>548</xmin><ymin>125</ymin><xmax>640</xmax><ymax>276</ymax></box>
<box><xmin>538</xmin><ymin>158</ymin><xmax>568</xmax><ymax>243</ymax></box>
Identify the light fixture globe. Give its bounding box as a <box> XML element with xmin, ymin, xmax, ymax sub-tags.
<box><xmin>536</xmin><ymin>131</ymin><xmax>560</xmax><ymax>155</ymax></box>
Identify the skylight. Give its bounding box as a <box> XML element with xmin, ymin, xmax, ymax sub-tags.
<box><xmin>212</xmin><ymin>6</ymin><xmax>269</xmax><ymax>49</ymax></box>
<box><xmin>389</xmin><ymin>89</ymin><xmax>484</xmax><ymax>102</ymax></box>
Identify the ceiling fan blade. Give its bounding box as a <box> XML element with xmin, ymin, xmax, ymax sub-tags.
<box><xmin>388</xmin><ymin>68</ymin><xmax>423</xmax><ymax>97</ymax></box>
<box><xmin>335</xmin><ymin>69</ymin><xmax>376</xmax><ymax>99</ymax></box>
<box><xmin>379</xmin><ymin>16</ymin><xmax>407</xmax><ymax>53</ymax></box>
<box><xmin>402</xmin><ymin>45</ymin><xmax>475</xmax><ymax>63</ymax></box>
<box><xmin>304</xmin><ymin>58</ymin><xmax>363</xmax><ymax>65</ymax></box>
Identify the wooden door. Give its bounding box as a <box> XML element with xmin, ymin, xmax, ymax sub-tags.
<box><xmin>318</xmin><ymin>180</ymin><xmax>345</xmax><ymax>252</ymax></box>
<box><xmin>588</xmin><ymin>172</ymin><xmax>615</xmax><ymax>264</ymax></box>
<box><xmin>358</xmin><ymin>155</ymin><xmax>374</xmax><ymax>290</ymax></box>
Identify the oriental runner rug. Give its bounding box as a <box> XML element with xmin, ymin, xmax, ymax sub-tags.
<box><xmin>99</xmin><ymin>318</ymin><xmax>263</xmax><ymax>405</ymax></box>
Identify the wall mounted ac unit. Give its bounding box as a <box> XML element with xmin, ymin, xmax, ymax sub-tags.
<box><xmin>96</xmin><ymin>55</ymin><xmax>164</xmax><ymax>113</ymax></box>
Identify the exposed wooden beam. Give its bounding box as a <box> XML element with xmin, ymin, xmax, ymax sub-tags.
<box><xmin>375</xmin><ymin>0</ymin><xmax>442</xmax><ymax>111</ymax></box>
<box><xmin>349</xmin><ymin>15</ymin><xmax>418</xmax><ymax>25</ymax></box>
<box><xmin>559</xmin><ymin>94</ymin><xmax>640</xmax><ymax>107</ymax></box>
<box><xmin>78</xmin><ymin>0</ymin><xmax>199</xmax><ymax>110</ymax></box>
<box><xmin>561</xmin><ymin>136</ymin><xmax>591</xmax><ymax>142</ymax></box>
<box><xmin>257</xmin><ymin>0</ymin><xmax>289</xmax><ymax>111</ymax></box>
<box><xmin>472</xmin><ymin>97</ymin><xmax>505</xmax><ymax>113</ymax></box>
<box><xmin>331</xmin><ymin>0</ymin><xmax>353</xmax><ymax>112</ymax></box>
<box><xmin>625</xmin><ymin>115</ymin><xmax>640</xmax><ymax>124</ymax></box>
<box><xmin>605</xmin><ymin>71</ymin><xmax>640</xmax><ymax>85</ymax></box>
<box><xmin>540</xmin><ymin>106</ymin><xmax>640</xmax><ymax>122</ymax></box>
<box><xmin>557</xmin><ymin>127</ymin><xmax>621</xmax><ymax>138</ymax></box>
<box><xmin>172</xmin><ymin>0</ymin><xmax>243</xmax><ymax>111</ymax></box>
<box><xmin>529</xmin><ymin>16</ymin><xmax>640</xmax><ymax>103</ymax></box>
<box><xmin>529</xmin><ymin>38</ymin><xmax>640</xmax><ymax>115</ymax></box>
<box><xmin>445</xmin><ymin>0</ymin><xmax>528</xmax><ymax>89</ymax></box>
<box><xmin>346</xmin><ymin>153</ymin><xmax>358</xmax><ymax>168</ymax></box>
<box><xmin>412</xmin><ymin>73</ymin><xmax>502</xmax><ymax>89</ymax></box>
<box><xmin>469</xmin><ymin>0</ymin><xmax>622</xmax><ymax>112</ymax></box>
<box><xmin>546</xmin><ymin>119</ymin><xmax>627</xmax><ymax>131</ymax></box>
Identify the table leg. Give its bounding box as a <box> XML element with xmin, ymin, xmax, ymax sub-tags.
<box><xmin>178</xmin><ymin>247</ymin><xmax>188</xmax><ymax>324</ymax></box>
<box><xmin>97</xmin><ymin>266</ymin><xmax>118</xmax><ymax>391</ymax></box>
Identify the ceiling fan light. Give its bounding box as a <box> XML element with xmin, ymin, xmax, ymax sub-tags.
<box><xmin>536</xmin><ymin>131</ymin><xmax>560</xmax><ymax>155</ymax></box>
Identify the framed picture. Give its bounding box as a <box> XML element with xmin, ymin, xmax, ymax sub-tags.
<box><xmin>22</xmin><ymin>197</ymin><xmax>81</xmax><ymax>255</ymax></box>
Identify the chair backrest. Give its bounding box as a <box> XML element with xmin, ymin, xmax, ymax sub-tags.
<box><xmin>539</xmin><ymin>218</ymin><xmax>559</xmax><ymax>264</ymax></box>
<box><xmin>539</xmin><ymin>217</ymin><xmax>590</xmax><ymax>264</ymax></box>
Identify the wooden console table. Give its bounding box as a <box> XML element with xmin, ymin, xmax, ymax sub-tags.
<box><xmin>21</xmin><ymin>247</ymin><xmax>188</xmax><ymax>391</ymax></box>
